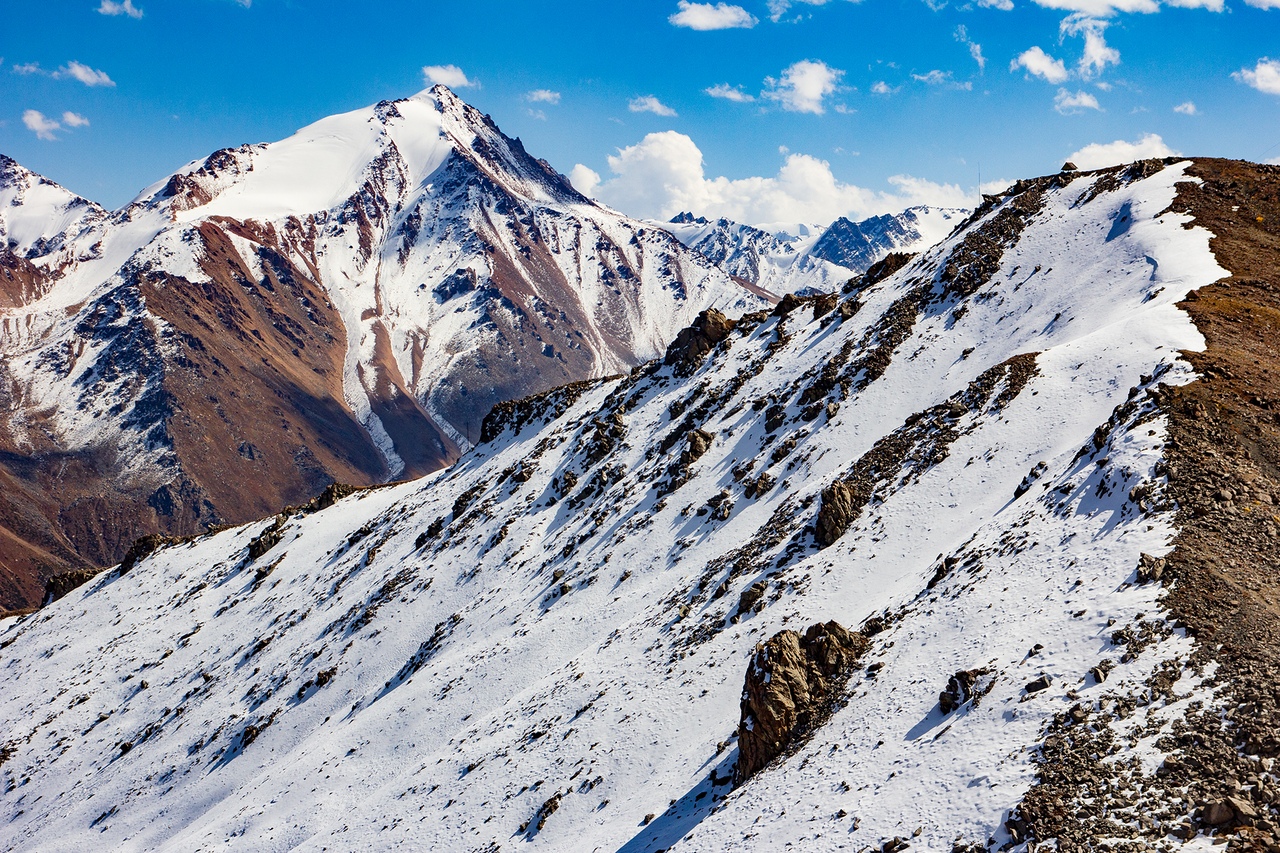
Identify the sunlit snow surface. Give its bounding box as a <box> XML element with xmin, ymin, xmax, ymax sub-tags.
<box><xmin>0</xmin><ymin>164</ymin><xmax>1227</xmax><ymax>851</ymax></box>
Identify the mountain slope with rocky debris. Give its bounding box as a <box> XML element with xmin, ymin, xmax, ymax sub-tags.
<box><xmin>2</xmin><ymin>158</ymin><xmax>1275</xmax><ymax>853</ymax></box>
<box><xmin>0</xmin><ymin>87</ymin><xmax>766</xmax><ymax>610</ymax></box>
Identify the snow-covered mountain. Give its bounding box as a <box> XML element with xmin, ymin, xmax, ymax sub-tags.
<box><xmin>0</xmin><ymin>87</ymin><xmax>767</xmax><ymax>608</ymax></box>
<box><xmin>662</xmin><ymin>205</ymin><xmax>966</xmax><ymax>295</ymax></box>
<box><xmin>4</xmin><ymin>158</ymin><xmax>1273</xmax><ymax>851</ymax></box>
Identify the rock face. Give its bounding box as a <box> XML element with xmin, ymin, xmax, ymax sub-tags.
<box><xmin>735</xmin><ymin>621</ymin><xmax>868</xmax><ymax>784</ymax></box>
<box><xmin>815</xmin><ymin>481</ymin><xmax>856</xmax><ymax>547</ymax></box>
<box><xmin>663</xmin><ymin>309</ymin><xmax>737</xmax><ymax>371</ymax></box>
<box><xmin>938</xmin><ymin>668</ymin><xmax>994</xmax><ymax>714</ymax></box>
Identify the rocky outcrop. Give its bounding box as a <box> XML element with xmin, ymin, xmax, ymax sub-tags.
<box><xmin>815</xmin><ymin>481</ymin><xmax>856</xmax><ymax>547</ymax></box>
<box><xmin>42</xmin><ymin>567</ymin><xmax>108</xmax><ymax>606</ymax></box>
<box><xmin>735</xmin><ymin>621</ymin><xmax>868</xmax><ymax>784</ymax></box>
<box><xmin>664</xmin><ymin>309</ymin><xmax>736</xmax><ymax>371</ymax></box>
<box><xmin>938</xmin><ymin>668</ymin><xmax>994</xmax><ymax>714</ymax></box>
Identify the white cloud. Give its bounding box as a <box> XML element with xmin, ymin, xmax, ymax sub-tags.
<box><xmin>61</xmin><ymin>111</ymin><xmax>90</xmax><ymax>127</ymax></box>
<box><xmin>97</xmin><ymin>0</ymin><xmax>143</xmax><ymax>18</ymax></box>
<box><xmin>1061</xmin><ymin>17</ymin><xmax>1120</xmax><ymax>78</ymax></box>
<box><xmin>706</xmin><ymin>83</ymin><xmax>756</xmax><ymax>102</ymax></box>
<box><xmin>871</xmin><ymin>81</ymin><xmax>896</xmax><ymax>95</ymax></box>
<box><xmin>576</xmin><ymin>130</ymin><xmax>977</xmax><ymax>224</ymax></box>
<box><xmin>955</xmin><ymin>25</ymin><xmax>986</xmax><ymax>71</ymax></box>
<box><xmin>978</xmin><ymin>0</ymin><xmax>1014</xmax><ymax>8</ymax></box>
<box><xmin>23</xmin><ymin>110</ymin><xmax>61</xmax><ymax>140</ymax></box>
<box><xmin>912</xmin><ymin>69</ymin><xmax>973</xmax><ymax>90</ymax></box>
<box><xmin>1173</xmin><ymin>100</ymin><xmax>1197</xmax><ymax>114</ymax></box>
<box><xmin>1235</xmin><ymin>58</ymin><xmax>1280</xmax><ymax>95</ymax></box>
<box><xmin>526</xmin><ymin>89</ymin><xmax>561</xmax><ymax>104</ymax></box>
<box><xmin>767</xmin><ymin>0</ymin><xmax>844</xmax><ymax>22</ymax></box>
<box><xmin>1242</xmin><ymin>0</ymin><xmax>1280</xmax><ymax>7</ymax></box>
<box><xmin>1067</xmin><ymin>133</ymin><xmax>1177</xmax><ymax>169</ymax></box>
<box><xmin>53</xmin><ymin>61</ymin><xmax>115</xmax><ymax>87</ymax></box>
<box><xmin>1030</xmin><ymin>0</ymin><xmax>1158</xmax><ymax>14</ymax></box>
<box><xmin>569</xmin><ymin>164</ymin><xmax>602</xmax><ymax>197</ymax></box>
<box><xmin>629</xmin><ymin>95</ymin><xmax>678</xmax><ymax>117</ymax></box>
<box><xmin>1011</xmin><ymin>47</ymin><xmax>1069</xmax><ymax>84</ymax></box>
<box><xmin>422</xmin><ymin>64</ymin><xmax>473</xmax><ymax>89</ymax></box>
<box><xmin>1054</xmin><ymin>88</ymin><xmax>1102</xmax><ymax>112</ymax></box>
<box><xmin>763</xmin><ymin>59</ymin><xmax>843</xmax><ymax>114</ymax></box>
<box><xmin>12</xmin><ymin>62</ymin><xmax>42</xmax><ymax>76</ymax></box>
<box><xmin>669</xmin><ymin>1</ymin><xmax>758</xmax><ymax>29</ymax></box>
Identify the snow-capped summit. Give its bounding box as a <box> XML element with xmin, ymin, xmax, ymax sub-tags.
<box><xmin>0</xmin><ymin>87</ymin><xmax>768</xmax><ymax>609</ymax></box>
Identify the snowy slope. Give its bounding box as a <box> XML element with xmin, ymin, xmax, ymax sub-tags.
<box><xmin>0</xmin><ymin>161</ymin><xmax>1229</xmax><ymax>851</ymax></box>
<box><xmin>661</xmin><ymin>205</ymin><xmax>967</xmax><ymax>296</ymax></box>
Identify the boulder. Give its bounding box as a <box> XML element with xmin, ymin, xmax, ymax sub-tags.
<box><xmin>664</xmin><ymin>309</ymin><xmax>736</xmax><ymax>370</ymax></box>
<box><xmin>1136</xmin><ymin>552</ymin><xmax>1166</xmax><ymax>584</ymax></box>
<box><xmin>735</xmin><ymin>621</ymin><xmax>868</xmax><ymax>783</ymax></box>
<box><xmin>939</xmin><ymin>668</ymin><xmax>994</xmax><ymax>714</ymax></box>
<box><xmin>815</xmin><ymin>480</ymin><xmax>856</xmax><ymax>547</ymax></box>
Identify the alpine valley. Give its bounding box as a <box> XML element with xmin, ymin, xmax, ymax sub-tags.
<box><xmin>3</xmin><ymin>87</ymin><xmax>1280</xmax><ymax>853</ymax></box>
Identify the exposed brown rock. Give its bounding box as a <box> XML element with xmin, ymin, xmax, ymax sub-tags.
<box><xmin>815</xmin><ymin>481</ymin><xmax>856</xmax><ymax>548</ymax></box>
<box><xmin>938</xmin><ymin>668</ymin><xmax>994</xmax><ymax>714</ymax></box>
<box><xmin>735</xmin><ymin>621</ymin><xmax>868</xmax><ymax>784</ymax></box>
<box><xmin>663</xmin><ymin>309</ymin><xmax>736</xmax><ymax>371</ymax></box>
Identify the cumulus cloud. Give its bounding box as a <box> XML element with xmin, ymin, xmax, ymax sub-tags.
<box><xmin>669</xmin><ymin>1</ymin><xmax>758</xmax><ymax>29</ymax></box>
<box><xmin>978</xmin><ymin>0</ymin><xmax>1014</xmax><ymax>9</ymax></box>
<box><xmin>871</xmin><ymin>81</ymin><xmax>897</xmax><ymax>95</ymax></box>
<box><xmin>574</xmin><ymin>130</ymin><xmax>977</xmax><ymax>225</ymax></box>
<box><xmin>53</xmin><ymin>61</ymin><xmax>115</xmax><ymax>87</ymax></box>
<box><xmin>23</xmin><ymin>110</ymin><xmax>62</xmax><ymax>140</ymax></box>
<box><xmin>766</xmin><ymin>0</ymin><xmax>845</xmax><ymax>21</ymax></box>
<box><xmin>1054</xmin><ymin>88</ymin><xmax>1102</xmax><ymax>112</ymax></box>
<box><xmin>12</xmin><ymin>62</ymin><xmax>43</xmax><ymax>76</ymax></box>
<box><xmin>569</xmin><ymin>164</ymin><xmax>602</xmax><ymax>197</ymax></box>
<box><xmin>97</xmin><ymin>0</ymin><xmax>143</xmax><ymax>17</ymax></box>
<box><xmin>1242</xmin><ymin>0</ymin><xmax>1280</xmax><ymax>7</ymax></box>
<box><xmin>1235</xmin><ymin>58</ymin><xmax>1280</xmax><ymax>95</ymax></box>
<box><xmin>1067</xmin><ymin>133</ymin><xmax>1177</xmax><ymax>169</ymax></box>
<box><xmin>1174</xmin><ymin>101</ymin><xmax>1197</xmax><ymax>114</ymax></box>
<box><xmin>1061</xmin><ymin>17</ymin><xmax>1120</xmax><ymax>78</ymax></box>
<box><xmin>422</xmin><ymin>64</ymin><xmax>473</xmax><ymax>88</ymax></box>
<box><xmin>629</xmin><ymin>95</ymin><xmax>678</xmax><ymax>117</ymax></box>
<box><xmin>525</xmin><ymin>89</ymin><xmax>561</xmax><ymax>104</ymax></box>
<box><xmin>61</xmin><ymin>111</ymin><xmax>90</xmax><ymax>127</ymax></box>
<box><xmin>706</xmin><ymin>83</ymin><xmax>756</xmax><ymax>102</ymax></box>
<box><xmin>763</xmin><ymin>59</ymin><xmax>843</xmax><ymax>114</ymax></box>
<box><xmin>1011</xmin><ymin>47</ymin><xmax>1069</xmax><ymax>84</ymax></box>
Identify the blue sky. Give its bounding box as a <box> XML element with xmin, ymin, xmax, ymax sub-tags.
<box><xmin>2</xmin><ymin>0</ymin><xmax>1278</xmax><ymax>224</ymax></box>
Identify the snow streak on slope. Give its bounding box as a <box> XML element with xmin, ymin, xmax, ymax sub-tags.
<box><xmin>0</xmin><ymin>162</ymin><xmax>1226</xmax><ymax>852</ymax></box>
<box><xmin>662</xmin><ymin>206</ymin><xmax>966</xmax><ymax>296</ymax></box>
